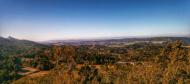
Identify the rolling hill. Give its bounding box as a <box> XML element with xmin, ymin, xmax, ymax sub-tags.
<box><xmin>0</xmin><ymin>36</ymin><xmax>47</xmax><ymax>57</ymax></box>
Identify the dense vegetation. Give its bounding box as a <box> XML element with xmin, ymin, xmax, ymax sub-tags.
<box><xmin>0</xmin><ymin>36</ymin><xmax>190</xmax><ymax>84</ymax></box>
<box><xmin>0</xmin><ymin>37</ymin><xmax>47</xmax><ymax>83</ymax></box>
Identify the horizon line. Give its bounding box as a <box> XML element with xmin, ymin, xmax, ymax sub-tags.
<box><xmin>1</xmin><ymin>35</ymin><xmax>189</xmax><ymax>42</ymax></box>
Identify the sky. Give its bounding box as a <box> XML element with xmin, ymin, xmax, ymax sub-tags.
<box><xmin>0</xmin><ymin>0</ymin><xmax>190</xmax><ymax>41</ymax></box>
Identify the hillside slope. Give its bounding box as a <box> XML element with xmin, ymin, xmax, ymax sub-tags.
<box><xmin>0</xmin><ymin>36</ymin><xmax>47</xmax><ymax>57</ymax></box>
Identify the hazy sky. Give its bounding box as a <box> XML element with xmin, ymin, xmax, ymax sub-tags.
<box><xmin>0</xmin><ymin>0</ymin><xmax>190</xmax><ymax>41</ymax></box>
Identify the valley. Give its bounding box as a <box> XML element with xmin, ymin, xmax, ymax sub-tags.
<box><xmin>0</xmin><ymin>36</ymin><xmax>190</xmax><ymax>84</ymax></box>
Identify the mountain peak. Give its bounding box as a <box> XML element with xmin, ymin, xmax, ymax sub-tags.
<box><xmin>8</xmin><ymin>36</ymin><xmax>17</xmax><ymax>40</ymax></box>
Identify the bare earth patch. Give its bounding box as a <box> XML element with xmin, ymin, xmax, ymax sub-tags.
<box><xmin>18</xmin><ymin>66</ymin><xmax>49</xmax><ymax>78</ymax></box>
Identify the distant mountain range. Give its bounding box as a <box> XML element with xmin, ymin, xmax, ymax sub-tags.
<box><xmin>42</xmin><ymin>37</ymin><xmax>190</xmax><ymax>46</ymax></box>
<box><xmin>0</xmin><ymin>36</ymin><xmax>190</xmax><ymax>57</ymax></box>
<box><xmin>1</xmin><ymin>36</ymin><xmax>190</xmax><ymax>46</ymax></box>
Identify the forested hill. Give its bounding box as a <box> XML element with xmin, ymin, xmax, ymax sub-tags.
<box><xmin>0</xmin><ymin>36</ymin><xmax>47</xmax><ymax>57</ymax></box>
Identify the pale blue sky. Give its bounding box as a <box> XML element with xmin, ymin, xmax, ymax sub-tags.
<box><xmin>0</xmin><ymin>0</ymin><xmax>190</xmax><ymax>41</ymax></box>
